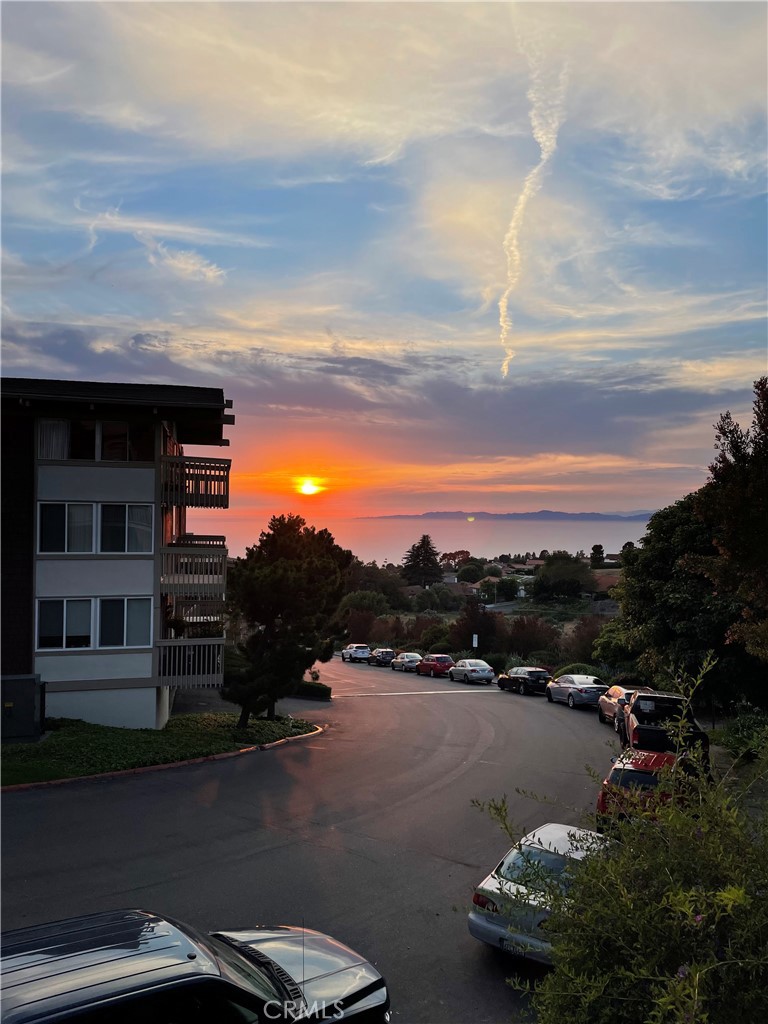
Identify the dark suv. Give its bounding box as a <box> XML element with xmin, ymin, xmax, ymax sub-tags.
<box><xmin>497</xmin><ymin>666</ymin><xmax>552</xmax><ymax>695</ymax></box>
<box><xmin>1</xmin><ymin>908</ymin><xmax>391</xmax><ymax>1024</ymax></box>
<box><xmin>624</xmin><ymin>691</ymin><xmax>709</xmax><ymax>759</ymax></box>
<box><xmin>368</xmin><ymin>648</ymin><xmax>395</xmax><ymax>666</ymax></box>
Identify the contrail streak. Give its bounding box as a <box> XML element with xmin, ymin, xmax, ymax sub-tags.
<box><xmin>500</xmin><ymin>31</ymin><xmax>569</xmax><ymax>376</ymax></box>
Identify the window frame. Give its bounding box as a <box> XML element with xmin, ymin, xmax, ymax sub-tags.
<box><xmin>38</xmin><ymin>502</ymin><xmax>96</xmax><ymax>554</ymax></box>
<box><xmin>37</xmin><ymin>420</ymin><xmax>155</xmax><ymax>462</ymax></box>
<box><xmin>35</xmin><ymin>597</ymin><xmax>153</xmax><ymax>651</ymax></box>
<box><xmin>98</xmin><ymin>504</ymin><xmax>154</xmax><ymax>554</ymax></box>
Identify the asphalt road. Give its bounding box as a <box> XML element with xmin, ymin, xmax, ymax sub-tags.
<box><xmin>1</xmin><ymin>660</ymin><xmax>622</xmax><ymax>1024</ymax></box>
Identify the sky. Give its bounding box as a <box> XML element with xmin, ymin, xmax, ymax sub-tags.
<box><xmin>2</xmin><ymin>2</ymin><xmax>766</xmax><ymax>549</ymax></box>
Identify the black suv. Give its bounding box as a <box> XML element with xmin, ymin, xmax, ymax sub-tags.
<box><xmin>368</xmin><ymin>648</ymin><xmax>395</xmax><ymax>666</ymax></box>
<box><xmin>1</xmin><ymin>909</ymin><xmax>391</xmax><ymax>1023</ymax></box>
<box><xmin>497</xmin><ymin>666</ymin><xmax>552</xmax><ymax>696</ymax></box>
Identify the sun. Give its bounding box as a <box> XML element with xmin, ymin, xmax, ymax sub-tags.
<box><xmin>297</xmin><ymin>478</ymin><xmax>323</xmax><ymax>495</ymax></box>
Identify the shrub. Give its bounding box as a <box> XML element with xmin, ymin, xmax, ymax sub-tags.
<box><xmin>483</xmin><ymin>652</ymin><xmax>508</xmax><ymax>675</ymax></box>
<box><xmin>712</xmin><ymin>706</ymin><xmax>768</xmax><ymax>761</ymax></box>
<box><xmin>292</xmin><ymin>680</ymin><xmax>332</xmax><ymax>701</ymax></box>
<box><xmin>504</xmin><ymin>654</ymin><xmax>526</xmax><ymax>671</ymax></box>
<box><xmin>429</xmin><ymin>641</ymin><xmax>454</xmax><ymax>654</ymax></box>
<box><xmin>508</xmin><ymin>615</ymin><xmax>561</xmax><ymax>658</ymax></box>
<box><xmin>527</xmin><ymin>650</ymin><xmax>560</xmax><ymax>669</ymax></box>
<box><xmin>553</xmin><ymin>662</ymin><xmax>601</xmax><ymax>678</ymax></box>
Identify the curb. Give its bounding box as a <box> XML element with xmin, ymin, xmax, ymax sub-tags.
<box><xmin>1</xmin><ymin>724</ymin><xmax>329</xmax><ymax>793</ymax></box>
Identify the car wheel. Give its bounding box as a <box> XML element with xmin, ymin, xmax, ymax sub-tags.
<box><xmin>498</xmin><ymin>679</ymin><xmax>505</xmax><ymax>691</ymax></box>
<box><xmin>463</xmin><ymin>674</ymin><xmax>470</xmax><ymax>684</ymax></box>
<box><xmin>614</xmin><ymin>714</ymin><xmax>622</xmax><ymax>734</ymax></box>
<box><xmin>598</xmin><ymin>705</ymin><xmax>606</xmax><ymax>723</ymax></box>
<box><xmin>546</xmin><ymin>689</ymin><xmax>554</xmax><ymax>702</ymax></box>
<box><xmin>342</xmin><ymin>653</ymin><xmax>347</xmax><ymax>662</ymax></box>
<box><xmin>391</xmin><ymin>663</ymin><xmax>396</xmax><ymax>670</ymax></box>
<box><xmin>567</xmin><ymin>694</ymin><xmax>576</xmax><ymax>709</ymax></box>
<box><xmin>518</xmin><ymin>681</ymin><xmax>526</xmax><ymax>696</ymax></box>
<box><xmin>448</xmin><ymin>672</ymin><xmax>455</xmax><ymax>682</ymax></box>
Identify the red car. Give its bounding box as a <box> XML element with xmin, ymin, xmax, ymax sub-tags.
<box><xmin>416</xmin><ymin>654</ymin><xmax>455</xmax><ymax>677</ymax></box>
<box><xmin>596</xmin><ymin>750</ymin><xmax>679</xmax><ymax>823</ymax></box>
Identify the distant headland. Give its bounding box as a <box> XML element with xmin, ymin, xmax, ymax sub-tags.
<box><xmin>357</xmin><ymin>510</ymin><xmax>655</xmax><ymax>522</ymax></box>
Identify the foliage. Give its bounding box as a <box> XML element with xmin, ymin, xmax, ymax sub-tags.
<box><xmin>589</xmin><ymin>543</ymin><xmax>605</xmax><ymax>568</ymax></box>
<box><xmin>224</xmin><ymin>514</ymin><xmax>352</xmax><ymax>724</ymax></box>
<box><xmin>401</xmin><ymin>534</ymin><xmax>443</xmax><ymax>587</ymax></box>
<box><xmin>457</xmin><ymin>563</ymin><xmax>484</xmax><ymax>584</ymax></box>
<box><xmin>532</xmin><ymin>551</ymin><xmax>597</xmax><ymax>601</ymax></box>
<box><xmin>507</xmin><ymin>615</ymin><xmax>561</xmax><ymax>658</ymax></box>
<box><xmin>484</xmin><ymin>564</ymin><xmax>503</xmax><ymax>578</ymax></box>
<box><xmin>560</xmin><ymin>614</ymin><xmax>606</xmax><ymax>664</ymax></box>
<box><xmin>419</xmin><ymin>622</ymin><xmax>450</xmax><ymax>650</ymax></box>
<box><xmin>343</xmin><ymin>559</ymin><xmax>413</xmax><ymax>610</ymax></box>
<box><xmin>495</xmin><ymin>576</ymin><xmax>522</xmax><ymax>601</ymax></box>
<box><xmin>609</xmin><ymin>494</ymin><xmax>764</xmax><ymax>705</ymax></box>
<box><xmin>345</xmin><ymin>608</ymin><xmax>377</xmax><ymax>643</ymax></box>
<box><xmin>592</xmin><ymin>615</ymin><xmax>637</xmax><ymax>667</ymax></box>
<box><xmin>339</xmin><ymin>589</ymin><xmax>390</xmax><ymax>616</ymax></box>
<box><xmin>448</xmin><ymin>598</ymin><xmax>499</xmax><ymax>654</ymax></box>
<box><xmin>439</xmin><ymin>549</ymin><xmax>472</xmax><ymax>570</ymax></box>
<box><xmin>1</xmin><ymin>714</ymin><xmax>317</xmax><ymax>786</ymax></box>
<box><xmin>711</xmin><ymin>706</ymin><xmax>768</xmax><ymax>761</ymax></box>
<box><xmin>292</xmin><ymin>680</ymin><xmax>332</xmax><ymax>701</ymax></box>
<box><xmin>503</xmin><ymin>654</ymin><xmax>527</xmax><ymax>670</ymax></box>
<box><xmin>479</xmin><ymin>662</ymin><xmax>768</xmax><ymax>1024</ymax></box>
<box><xmin>483</xmin><ymin>651</ymin><xmax>508</xmax><ymax>675</ymax></box>
<box><xmin>553</xmin><ymin>662</ymin><xmax>601</xmax><ymax>678</ymax></box>
<box><xmin>414</xmin><ymin>588</ymin><xmax>440</xmax><ymax>612</ymax></box>
<box><xmin>692</xmin><ymin>377</ymin><xmax>768</xmax><ymax>662</ymax></box>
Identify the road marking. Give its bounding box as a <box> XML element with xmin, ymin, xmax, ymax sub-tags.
<box><xmin>333</xmin><ymin>689</ymin><xmax>500</xmax><ymax>697</ymax></box>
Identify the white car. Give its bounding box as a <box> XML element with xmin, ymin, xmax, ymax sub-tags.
<box><xmin>341</xmin><ymin>643</ymin><xmax>372</xmax><ymax>663</ymax></box>
<box><xmin>449</xmin><ymin>659</ymin><xmax>495</xmax><ymax>684</ymax></box>
<box><xmin>390</xmin><ymin>652</ymin><xmax>422</xmax><ymax>672</ymax></box>
<box><xmin>468</xmin><ymin>822</ymin><xmax>604</xmax><ymax>964</ymax></box>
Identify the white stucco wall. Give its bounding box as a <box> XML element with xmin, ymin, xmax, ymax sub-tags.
<box><xmin>35</xmin><ymin>651</ymin><xmax>153</xmax><ymax>681</ymax></box>
<box><xmin>36</xmin><ymin>559</ymin><xmax>154</xmax><ymax>598</ymax></box>
<box><xmin>45</xmin><ymin>686</ymin><xmax>166</xmax><ymax>730</ymax></box>
<box><xmin>37</xmin><ymin>466</ymin><xmax>155</xmax><ymax>502</ymax></box>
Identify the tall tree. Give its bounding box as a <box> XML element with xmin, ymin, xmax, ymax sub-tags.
<box><xmin>532</xmin><ymin>551</ymin><xmax>597</xmax><ymax>601</ymax></box>
<box><xmin>589</xmin><ymin>544</ymin><xmax>605</xmax><ymax>568</ymax></box>
<box><xmin>223</xmin><ymin>514</ymin><xmax>353</xmax><ymax>724</ymax></box>
<box><xmin>693</xmin><ymin>377</ymin><xmax>768</xmax><ymax>662</ymax></box>
<box><xmin>401</xmin><ymin>534</ymin><xmax>443</xmax><ymax>587</ymax></box>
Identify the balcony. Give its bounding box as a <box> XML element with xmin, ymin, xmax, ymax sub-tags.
<box><xmin>157</xmin><ymin>638</ymin><xmax>224</xmax><ymax>689</ymax></box>
<box><xmin>160</xmin><ymin>543</ymin><xmax>227</xmax><ymax>599</ymax></box>
<box><xmin>161</xmin><ymin>455</ymin><xmax>231</xmax><ymax>509</ymax></box>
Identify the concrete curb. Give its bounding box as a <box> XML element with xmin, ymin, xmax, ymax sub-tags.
<box><xmin>1</xmin><ymin>724</ymin><xmax>329</xmax><ymax>793</ymax></box>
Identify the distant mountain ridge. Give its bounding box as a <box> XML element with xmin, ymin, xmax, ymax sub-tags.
<box><xmin>359</xmin><ymin>510</ymin><xmax>654</xmax><ymax>522</ymax></box>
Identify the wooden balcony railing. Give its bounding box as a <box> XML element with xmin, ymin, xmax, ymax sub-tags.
<box><xmin>161</xmin><ymin>456</ymin><xmax>231</xmax><ymax>509</ymax></box>
<box><xmin>157</xmin><ymin>638</ymin><xmax>224</xmax><ymax>689</ymax></box>
<box><xmin>160</xmin><ymin>545</ymin><xmax>227</xmax><ymax>598</ymax></box>
<box><xmin>173</xmin><ymin>534</ymin><xmax>227</xmax><ymax>548</ymax></box>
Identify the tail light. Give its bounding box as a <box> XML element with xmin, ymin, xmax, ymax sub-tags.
<box><xmin>577</xmin><ymin>688</ymin><xmax>587</xmax><ymax>694</ymax></box>
<box><xmin>631</xmin><ymin>728</ymin><xmax>639</xmax><ymax>746</ymax></box>
<box><xmin>473</xmin><ymin>892</ymin><xmax>500</xmax><ymax>914</ymax></box>
<box><xmin>596</xmin><ymin>790</ymin><xmax>607</xmax><ymax>814</ymax></box>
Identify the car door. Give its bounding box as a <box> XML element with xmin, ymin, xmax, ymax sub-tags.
<box><xmin>554</xmin><ymin>675</ymin><xmax>572</xmax><ymax>702</ymax></box>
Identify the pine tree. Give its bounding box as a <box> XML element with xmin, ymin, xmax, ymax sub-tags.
<box><xmin>401</xmin><ymin>534</ymin><xmax>443</xmax><ymax>588</ymax></box>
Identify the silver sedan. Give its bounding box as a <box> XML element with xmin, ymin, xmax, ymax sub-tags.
<box><xmin>546</xmin><ymin>673</ymin><xmax>608</xmax><ymax>708</ymax></box>
<box><xmin>449</xmin><ymin>659</ymin><xmax>495</xmax><ymax>685</ymax></box>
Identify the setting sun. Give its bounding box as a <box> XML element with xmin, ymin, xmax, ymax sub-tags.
<box><xmin>297</xmin><ymin>478</ymin><xmax>323</xmax><ymax>495</ymax></box>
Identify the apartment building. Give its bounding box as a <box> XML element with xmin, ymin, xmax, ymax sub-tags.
<box><xmin>1</xmin><ymin>378</ymin><xmax>234</xmax><ymax>729</ymax></box>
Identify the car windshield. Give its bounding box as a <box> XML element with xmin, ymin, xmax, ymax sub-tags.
<box><xmin>608</xmin><ymin>768</ymin><xmax>660</xmax><ymax>789</ymax></box>
<box><xmin>499</xmin><ymin>845</ymin><xmax>573</xmax><ymax>890</ymax></box>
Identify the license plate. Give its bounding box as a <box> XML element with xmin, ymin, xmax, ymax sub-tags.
<box><xmin>638</xmin><ymin>699</ymin><xmax>655</xmax><ymax>711</ymax></box>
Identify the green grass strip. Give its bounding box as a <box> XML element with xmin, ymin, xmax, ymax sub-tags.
<box><xmin>1</xmin><ymin>713</ymin><xmax>317</xmax><ymax>786</ymax></box>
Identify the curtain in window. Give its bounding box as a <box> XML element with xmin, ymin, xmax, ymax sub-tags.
<box><xmin>127</xmin><ymin>506</ymin><xmax>152</xmax><ymax>553</ymax></box>
<box><xmin>37</xmin><ymin>420</ymin><xmax>69</xmax><ymax>459</ymax></box>
<box><xmin>67</xmin><ymin>505</ymin><xmax>93</xmax><ymax>552</ymax></box>
<box><xmin>126</xmin><ymin>598</ymin><xmax>151</xmax><ymax>646</ymax></box>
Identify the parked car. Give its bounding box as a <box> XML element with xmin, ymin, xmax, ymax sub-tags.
<box><xmin>449</xmin><ymin>659</ymin><xmax>495</xmax><ymax>685</ymax></box>
<box><xmin>341</xmin><ymin>643</ymin><xmax>371</xmax><ymax>663</ymax></box>
<box><xmin>390</xmin><ymin>652</ymin><xmax>422</xmax><ymax>672</ymax></box>
<box><xmin>368</xmin><ymin>648</ymin><xmax>395</xmax><ymax>667</ymax></box>
<box><xmin>596</xmin><ymin>750</ymin><xmax>679</xmax><ymax>824</ymax></box>
<box><xmin>0</xmin><ymin>908</ymin><xmax>391</xmax><ymax>1024</ymax></box>
<box><xmin>468</xmin><ymin>823</ymin><xmax>604</xmax><ymax>964</ymax></box>
<box><xmin>546</xmin><ymin>673</ymin><xmax>608</xmax><ymax>708</ymax></box>
<box><xmin>599</xmin><ymin>684</ymin><xmax>655</xmax><ymax>741</ymax></box>
<box><xmin>497</xmin><ymin>666</ymin><xmax>552</xmax><ymax>696</ymax></box>
<box><xmin>415</xmin><ymin>654</ymin><xmax>455</xmax><ymax>677</ymax></box>
<box><xmin>623</xmin><ymin>691</ymin><xmax>710</xmax><ymax>759</ymax></box>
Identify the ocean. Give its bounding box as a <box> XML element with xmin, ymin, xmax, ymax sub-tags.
<box><xmin>220</xmin><ymin>515</ymin><xmax>651</xmax><ymax>565</ymax></box>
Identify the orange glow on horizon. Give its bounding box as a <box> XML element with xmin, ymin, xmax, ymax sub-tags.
<box><xmin>297</xmin><ymin>478</ymin><xmax>323</xmax><ymax>495</ymax></box>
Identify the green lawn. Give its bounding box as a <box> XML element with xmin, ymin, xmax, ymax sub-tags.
<box><xmin>1</xmin><ymin>713</ymin><xmax>317</xmax><ymax>786</ymax></box>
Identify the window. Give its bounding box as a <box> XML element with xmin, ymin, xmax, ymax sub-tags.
<box><xmin>99</xmin><ymin>598</ymin><xmax>151</xmax><ymax>647</ymax></box>
<box><xmin>36</xmin><ymin>597</ymin><xmax>151</xmax><ymax>649</ymax></box>
<box><xmin>39</xmin><ymin>504</ymin><xmax>94</xmax><ymax>553</ymax></box>
<box><xmin>100</xmin><ymin>505</ymin><xmax>153</xmax><ymax>553</ymax></box>
<box><xmin>38</xmin><ymin>420</ymin><xmax>154</xmax><ymax>461</ymax></box>
<box><xmin>37</xmin><ymin>599</ymin><xmax>92</xmax><ymax>649</ymax></box>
